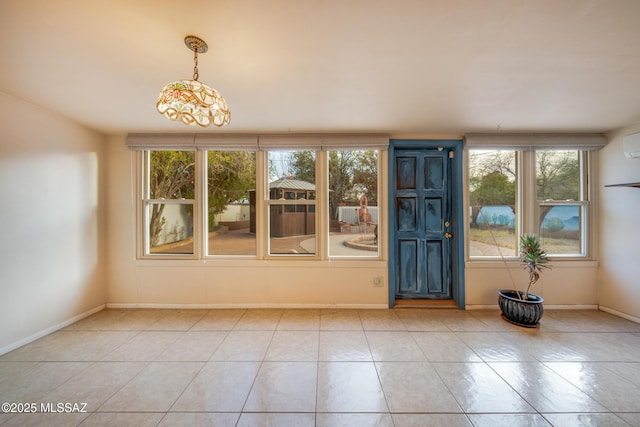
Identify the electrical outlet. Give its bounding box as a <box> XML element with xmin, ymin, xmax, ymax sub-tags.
<box><xmin>373</xmin><ymin>276</ymin><xmax>383</xmax><ymax>287</ymax></box>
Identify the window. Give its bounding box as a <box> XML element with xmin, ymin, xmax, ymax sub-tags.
<box><xmin>144</xmin><ymin>150</ymin><xmax>195</xmax><ymax>255</ymax></box>
<box><xmin>328</xmin><ymin>150</ymin><xmax>379</xmax><ymax>257</ymax></box>
<box><xmin>267</xmin><ymin>150</ymin><xmax>317</xmax><ymax>256</ymax></box>
<box><xmin>132</xmin><ymin>134</ymin><xmax>388</xmax><ymax>260</ymax></box>
<box><xmin>467</xmin><ymin>144</ymin><xmax>596</xmax><ymax>259</ymax></box>
<box><xmin>536</xmin><ymin>150</ymin><xmax>586</xmax><ymax>256</ymax></box>
<box><xmin>206</xmin><ymin>150</ymin><xmax>256</xmax><ymax>256</ymax></box>
<box><xmin>468</xmin><ymin>150</ymin><xmax>518</xmax><ymax>257</ymax></box>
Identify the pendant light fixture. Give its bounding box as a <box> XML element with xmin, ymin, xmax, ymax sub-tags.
<box><xmin>156</xmin><ymin>35</ymin><xmax>231</xmax><ymax>127</ymax></box>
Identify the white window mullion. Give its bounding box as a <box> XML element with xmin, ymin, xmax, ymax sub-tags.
<box><xmin>378</xmin><ymin>150</ymin><xmax>387</xmax><ymax>259</ymax></box>
<box><xmin>590</xmin><ymin>150</ymin><xmax>599</xmax><ymax>259</ymax></box>
<box><xmin>195</xmin><ymin>150</ymin><xmax>206</xmax><ymax>259</ymax></box>
<box><xmin>256</xmin><ymin>150</ymin><xmax>267</xmax><ymax>259</ymax></box>
<box><xmin>580</xmin><ymin>151</ymin><xmax>588</xmax><ymax>258</ymax></box>
<box><xmin>521</xmin><ymin>150</ymin><xmax>537</xmax><ymax>237</ymax></box>
<box><xmin>136</xmin><ymin>151</ymin><xmax>146</xmax><ymax>258</ymax></box>
<box><xmin>316</xmin><ymin>151</ymin><xmax>327</xmax><ymax>260</ymax></box>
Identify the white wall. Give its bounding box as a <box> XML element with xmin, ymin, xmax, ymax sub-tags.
<box><xmin>0</xmin><ymin>90</ymin><xmax>633</xmax><ymax>352</ymax></box>
<box><xmin>0</xmin><ymin>92</ymin><xmax>107</xmax><ymax>354</ymax></box>
<box><xmin>107</xmin><ymin>135</ymin><xmax>601</xmax><ymax>309</ymax></box>
<box><xmin>464</xmin><ymin>261</ymin><xmax>598</xmax><ymax>308</ymax></box>
<box><xmin>598</xmin><ymin>126</ymin><xmax>640</xmax><ymax>320</ymax></box>
<box><xmin>106</xmin><ymin>136</ymin><xmax>389</xmax><ymax>307</ymax></box>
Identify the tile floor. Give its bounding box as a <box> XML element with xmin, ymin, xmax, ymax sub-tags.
<box><xmin>1</xmin><ymin>308</ymin><xmax>640</xmax><ymax>426</ymax></box>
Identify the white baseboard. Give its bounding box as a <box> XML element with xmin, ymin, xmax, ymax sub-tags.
<box><xmin>465</xmin><ymin>305</ymin><xmax>499</xmax><ymax>310</ymax></box>
<box><xmin>105</xmin><ymin>303</ymin><xmax>389</xmax><ymax>310</ymax></box>
<box><xmin>0</xmin><ymin>304</ymin><xmax>106</xmax><ymax>356</ymax></box>
<box><xmin>466</xmin><ymin>304</ymin><xmax>599</xmax><ymax>310</ymax></box>
<box><xmin>599</xmin><ymin>305</ymin><xmax>640</xmax><ymax>324</ymax></box>
<box><xmin>543</xmin><ymin>304</ymin><xmax>599</xmax><ymax>310</ymax></box>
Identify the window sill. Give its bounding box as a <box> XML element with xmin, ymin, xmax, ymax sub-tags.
<box><xmin>136</xmin><ymin>258</ymin><xmax>388</xmax><ymax>269</ymax></box>
<box><xmin>465</xmin><ymin>259</ymin><xmax>598</xmax><ymax>269</ymax></box>
<box><xmin>604</xmin><ymin>182</ymin><xmax>640</xmax><ymax>188</ymax></box>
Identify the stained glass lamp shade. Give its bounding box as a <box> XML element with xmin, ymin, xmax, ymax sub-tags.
<box><xmin>156</xmin><ymin>36</ymin><xmax>231</xmax><ymax>127</ymax></box>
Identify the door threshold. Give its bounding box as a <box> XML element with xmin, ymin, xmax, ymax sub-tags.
<box><xmin>394</xmin><ymin>299</ymin><xmax>458</xmax><ymax>308</ymax></box>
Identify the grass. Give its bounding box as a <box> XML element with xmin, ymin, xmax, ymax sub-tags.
<box><xmin>469</xmin><ymin>228</ymin><xmax>518</xmax><ymax>250</ymax></box>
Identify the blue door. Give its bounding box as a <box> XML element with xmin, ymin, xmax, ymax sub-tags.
<box><xmin>394</xmin><ymin>148</ymin><xmax>452</xmax><ymax>300</ymax></box>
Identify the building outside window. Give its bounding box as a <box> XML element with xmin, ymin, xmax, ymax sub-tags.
<box><xmin>266</xmin><ymin>150</ymin><xmax>317</xmax><ymax>255</ymax></box>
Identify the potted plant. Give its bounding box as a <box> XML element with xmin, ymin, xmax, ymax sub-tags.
<box><xmin>498</xmin><ymin>234</ymin><xmax>551</xmax><ymax>327</ymax></box>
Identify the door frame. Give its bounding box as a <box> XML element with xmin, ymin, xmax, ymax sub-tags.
<box><xmin>388</xmin><ymin>139</ymin><xmax>465</xmax><ymax>308</ymax></box>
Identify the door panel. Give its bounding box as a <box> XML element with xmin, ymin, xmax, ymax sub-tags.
<box><xmin>397</xmin><ymin>197</ymin><xmax>417</xmax><ymax>232</ymax></box>
<box><xmin>426</xmin><ymin>240</ymin><xmax>444</xmax><ymax>293</ymax></box>
<box><xmin>394</xmin><ymin>149</ymin><xmax>451</xmax><ymax>300</ymax></box>
<box><xmin>424</xmin><ymin>198</ymin><xmax>442</xmax><ymax>232</ymax></box>
<box><xmin>397</xmin><ymin>157</ymin><xmax>417</xmax><ymax>189</ymax></box>
<box><xmin>398</xmin><ymin>240</ymin><xmax>419</xmax><ymax>293</ymax></box>
<box><xmin>425</xmin><ymin>156</ymin><xmax>444</xmax><ymax>190</ymax></box>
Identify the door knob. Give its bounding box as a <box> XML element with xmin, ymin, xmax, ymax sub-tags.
<box><xmin>445</xmin><ymin>232</ymin><xmax>453</xmax><ymax>239</ymax></box>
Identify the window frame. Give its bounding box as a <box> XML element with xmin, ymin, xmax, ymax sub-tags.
<box><xmin>204</xmin><ymin>149</ymin><xmax>258</xmax><ymax>258</ymax></box>
<box><xmin>467</xmin><ymin>149</ymin><xmax>520</xmax><ymax>259</ymax></box>
<box><xmin>533</xmin><ymin>149</ymin><xmax>590</xmax><ymax>258</ymax></box>
<box><xmin>265</xmin><ymin>149</ymin><xmax>319</xmax><ymax>258</ymax></box>
<box><xmin>465</xmin><ymin>147</ymin><xmax>597</xmax><ymax>261</ymax></box>
<box><xmin>134</xmin><ymin>141</ymin><xmax>386</xmax><ymax>261</ymax></box>
<box><xmin>326</xmin><ymin>149</ymin><xmax>382</xmax><ymax>259</ymax></box>
<box><xmin>138</xmin><ymin>149</ymin><xmax>201</xmax><ymax>259</ymax></box>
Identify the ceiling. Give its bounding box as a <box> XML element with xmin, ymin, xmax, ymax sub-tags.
<box><xmin>2</xmin><ymin>0</ymin><xmax>640</xmax><ymax>136</ymax></box>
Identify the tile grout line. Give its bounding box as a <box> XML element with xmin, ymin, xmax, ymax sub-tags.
<box><xmin>236</xmin><ymin>310</ymin><xmax>283</xmax><ymax>421</ymax></box>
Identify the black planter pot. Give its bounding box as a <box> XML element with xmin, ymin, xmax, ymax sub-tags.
<box><xmin>497</xmin><ymin>289</ymin><xmax>544</xmax><ymax>327</ymax></box>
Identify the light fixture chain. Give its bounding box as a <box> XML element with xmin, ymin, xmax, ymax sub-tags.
<box><xmin>193</xmin><ymin>49</ymin><xmax>199</xmax><ymax>81</ymax></box>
